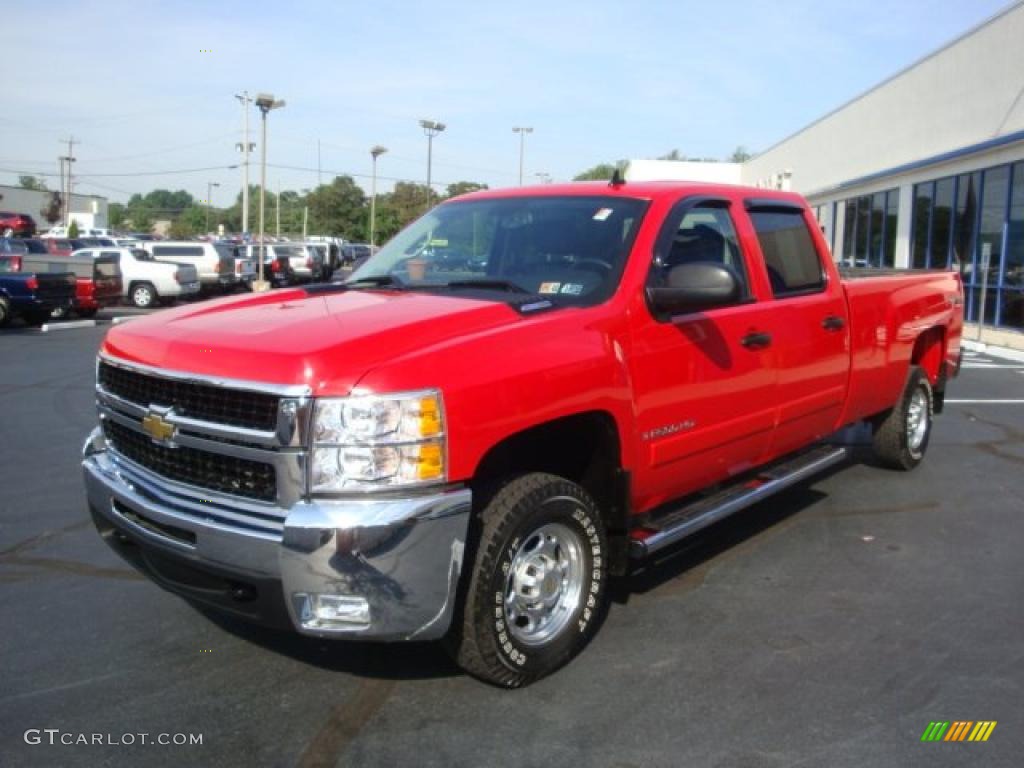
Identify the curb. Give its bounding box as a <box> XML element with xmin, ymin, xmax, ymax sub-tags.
<box><xmin>962</xmin><ymin>340</ymin><xmax>1024</xmax><ymax>364</ymax></box>
<box><xmin>38</xmin><ymin>320</ymin><xmax>97</xmax><ymax>333</ymax></box>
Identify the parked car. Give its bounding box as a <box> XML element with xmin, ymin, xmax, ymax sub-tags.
<box><xmin>10</xmin><ymin>238</ymin><xmax>50</xmax><ymax>255</ymax></box>
<box><xmin>341</xmin><ymin>242</ymin><xmax>374</xmax><ymax>266</ymax></box>
<box><xmin>0</xmin><ymin>212</ymin><xmax>37</xmax><ymax>237</ymax></box>
<box><xmin>0</xmin><ymin>246</ymin><xmax>78</xmax><ymax>325</ymax></box>
<box><xmin>306</xmin><ymin>242</ymin><xmax>335</xmax><ymax>280</ymax></box>
<box><xmin>41</xmin><ymin>226</ymin><xmax>111</xmax><ymax>238</ymax></box>
<box><xmin>215</xmin><ymin>243</ymin><xmax>256</xmax><ymax>288</ymax></box>
<box><xmin>82</xmin><ymin>181</ymin><xmax>964</xmax><ymax>687</ymax></box>
<box><xmin>74</xmin><ymin>247</ymin><xmax>200</xmax><ymax>308</ymax></box>
<box><xmin>140</xmin><ymin>241</ymin><xmax>238</xmax><ymax>292</ymax></box>
<box><xmin>33</xmin><ymin>251</ymin><xmax>123</xmax><ymax>318</ymax></box>
<box><xmin>239</xmin><ymin>244</ymin><xmax>292</xmax><ymax>287</ymax></box>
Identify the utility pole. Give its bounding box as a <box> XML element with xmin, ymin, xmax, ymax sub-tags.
<box><xmin>206</xmin><ymin>181</ymin><xmax>220</xmax><ymax>232</ymax></box>
<box><xmin>419</xmin><ymin>119</ymin><xmax>445</xmax><ymax>210</ymax></box>
<box><xmin>369</xmin><ymin>145</ymin><xmax>387</xmax><ymax>247</ymax></box>
<box><xmin>317</xmin><ymin>139</ymin><xmax>322</xmax><ymax>187</ymax></box>
<box><xmin>302</xmin><ymin>206</ymin><xmax>308</xmax><ymax>240</ymax></box>
<box><xmin>234</xmin><ymin>92</ymin><xmax>254</xmax><ymax>235</ymax></box>
<box><xmin>512</xmin><ymin>126</ymin><xmax>533</xmax><ymax>185</ymax></box>
<box><xmin>255</xmin><ymin>92</ymin><xmax>285</xmax><ymax>290</ymax></box>
<box><xmin>59</xmin><ymin>136</ymin><xmax>78</xmax><ymax>226</ymax></box>
<box><xmin>276</xmin><ymin>180</ymin><xmax>281</xmax><ymax>237</ymax></box>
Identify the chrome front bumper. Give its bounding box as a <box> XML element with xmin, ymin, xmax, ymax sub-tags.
<box><xmin>82</xmin><ymin>427</ymin><xmax>471</xmax><ymax>641</ymax></box>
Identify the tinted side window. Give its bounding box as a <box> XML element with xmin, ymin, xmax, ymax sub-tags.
<box><xmin>650</xmin><ymin>205</ymin><xmax>749</xmax><ymax>297</ymax></box>
<box><xmin>748</xmin><ymin>210</ymin><xmax>825</xmax><ymax>296</ymax></box>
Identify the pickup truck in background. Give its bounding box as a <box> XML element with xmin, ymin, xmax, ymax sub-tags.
<box><xmin>0</xmin><ymin>248</ymin><xmax>76</xmax><ymax>325</ymax></box>
<box><xmin>82</xmin><ymin>182</ymin><xmax>963</xmax><ymax>687</ymax></box>
<box><xmin>73</xmin><ymin>247</ymin><xmax>200</xmax><ymax>308</ymax></box>
<box><xmin>29</xmin><ymin>251</ymin><xmax>123</xmax><ymax>319</ymax></box>
<box><xmin>141</xmin><ymin>241</ymin><xmax>238</xmax><ymax>293</ymax></box>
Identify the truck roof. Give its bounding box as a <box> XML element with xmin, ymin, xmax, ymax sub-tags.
<box><xmin>451</xmin><ymin>180</ymin><xmax>807</xmax><ymax>206</ymax></box>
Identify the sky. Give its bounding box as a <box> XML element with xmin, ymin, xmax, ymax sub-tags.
<box><xmin>0</xmin><ymin>0</ymin><xmax>1014</xmax><ymax>207</ymax></box>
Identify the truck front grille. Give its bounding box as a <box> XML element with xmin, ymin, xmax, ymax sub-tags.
<box><xmin>98</xmin><ymin>361</ymin><xmax>280</xmax><ymax>432</ymax></box>
<box><xmin>103</xmin><ymin>420</ymin><xmax>277</xmax><ymax>502</ymax></box>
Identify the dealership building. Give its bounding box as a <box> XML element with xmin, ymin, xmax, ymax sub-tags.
<box><xmin>0</xmin><ymin>184</ymin><xmax>109</xmax><ymax>232</ymax></box>
<box><xmin>628</xmin><ymin>1</ymin><xmax>1024</xmax><ymax>339</ymax></box>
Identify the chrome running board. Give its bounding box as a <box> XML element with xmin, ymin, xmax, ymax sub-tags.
<box><xmin>629</xmin><ymin>445</ymin><xmax>848</xmax><ymax>558</ymax></box>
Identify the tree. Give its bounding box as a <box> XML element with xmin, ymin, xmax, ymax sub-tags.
<box><xmin>573</xmin><ymin>162</ymin><xmax>624</xmax><ymax>181</ymax></box>
<box><xmin>657</xmin><ymin>149</ymin><xmax>686</xmax><ymax>161</ymax></box>
<box><xmin>109</xmin><ymin>202</ymin><xmax>127</xmax><ymax>228</ymax></box>
<box><xmin>445</xmin><ymin>181</ymin><xmax>488</xmax><ymax>198</ymax></box>
<box><xmin>68</xmin><ymin>220</ymin><xmax>80</xmax><ymax>238</ymax></box>
<box><xmin>306</xmin><ymin>176</ymin><xmax>367</xmax><ymax>239</ymax></box>
<box><xmin>19</xmin><ymin>175</ymin><xmax>48</xmax><ymax>191</ymax></box>
<box><xmin>729</xmin><ymin>146</ymin><xmax>753</xmax><ymax>163</ymax></box>
<box><xmin>40</xmin><ymin>192</ymin><xmax>63</xmax><ymax>225</ymax></box>
<box><xmin>373</xmin><ymin>182</ymin><xmax>432</xmax><ymax>242</ymax></box>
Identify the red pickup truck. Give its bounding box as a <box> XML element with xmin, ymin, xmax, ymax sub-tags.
<box><xmin>82</xmin><ymin>182</ymin><xmax>963</xmax><ymax>687</ymax></box>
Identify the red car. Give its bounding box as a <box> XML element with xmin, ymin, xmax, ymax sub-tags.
<box><xmin>83</xmin><ymin>181</ymin><xmax>963</xmax><ymax>686</ymax></box>
<box><xmin>0</xmin><ymin>211</ymin><xmax>37</xmax><ymax>236</ymax></box>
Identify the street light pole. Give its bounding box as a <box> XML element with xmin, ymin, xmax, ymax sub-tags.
<box><xmin>205</xmin><ymin>181</ymin><xmax>219</xmax><ymax>232</ymax></box>
<box><xmin>255</xmin><ymin>93</ymin><xmax>285</xmax><ymax>291</ymax></box>
<box><xmin>419</xmin><ymin>119</ymin><xmax>445</xmax><ymax>210</ymax></box>
<box><xmin>369</xmin><ymin>145</ymin><xmax>387</xmax><ymax>247</ymax></box>
<box><xmin>234</xmin><ymin>92</ymin><xmax>254</xmax><ymax>235</ymax></box>
<box><xmin>512</xmin><ymin>126</ymin><xmax>533</xmax><ymax>185</ymax></box>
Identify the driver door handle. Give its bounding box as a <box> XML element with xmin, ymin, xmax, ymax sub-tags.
<box><xmin>740</xmin><ymin>331</ymin><xmax>772</xmax><ymax>350</ymax></box>
<box><xmin>822</xmin><ymin>315</ymin><xmax>846</xmax><ymax>331</ymax></box>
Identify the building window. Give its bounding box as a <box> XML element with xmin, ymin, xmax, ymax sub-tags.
<box><xmin>1004</xmin><ymin>162</ymin><xmax>1024</xmax><ymax>331</ymax></box>
<box><xmin>840</xmin><ymin>189</ymin><xmax>898</xmax><ymax>267</ymax></box>
<box><xmin>912</xmin><ymin>184</ymin><xmax>933</xmax><ymax>268</ymax></box>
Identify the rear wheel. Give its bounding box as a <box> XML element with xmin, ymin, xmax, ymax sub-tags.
<box><xmin>131</xmin><ymin>282</ymin><xmax>156</xmax><ymax>308</ymax></box>
<box><xmin>449</xmin><ymin>473</ymin><xmax>608</xmax><ymax>687</ymax></box>
<box><xmin>872</xmin><ymin>366</ymin><xmax>933</xmax><ymax>470</ymax></box>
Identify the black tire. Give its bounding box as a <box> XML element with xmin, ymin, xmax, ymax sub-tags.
<box><xmin>449</xmin><ymin>473</ymin><xmax>608</xmax><ymax>687</ymax></box>
<box><xmin>24</xmin><ymin>311</ymin><xmax>50</xmax><ymax>326</ymax></box>
<box><xmin>872</xmin><ymin>366</ymin><xmax>933</xmax><ymax>470</ymax></box>
<box><xmin>0</xmin><ymin>297</ymin><xmax>10</xmax><ymax>327</ymax></box>
<box><xmin>130</xmin><ymin>282</ymin><xmax>157</xmax><ymax>309</ymax></box>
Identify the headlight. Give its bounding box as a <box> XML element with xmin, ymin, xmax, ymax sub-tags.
<box><xmin>311</xmin><ymin>391</ymin><xmax>445</xmax><ymax>492</ymax></box>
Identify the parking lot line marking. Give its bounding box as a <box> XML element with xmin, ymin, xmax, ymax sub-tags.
<box><xmin>945</xmin><ymin>399</ymin><xmax>1024</xmax><ymax>404</ymax></box>
<box><xmin>961</xmin><ymin>363</ymin><xmax>1024</xmax><ymax>369</ymax></box>
<box><xmin>38</xmin><ymin>320</ymin><xmax>97</xmax><ymax>332</ymax></box>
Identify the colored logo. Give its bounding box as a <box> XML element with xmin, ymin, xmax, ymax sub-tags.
<box><xmin>141</xmin><ymin>411</ymin><xmax>176</xmax><ymax>444</ymax></box>
<box><xmin>921</xmin><ymin>721</ymin><xmax>996</xmax><ymax>742</ymax></box>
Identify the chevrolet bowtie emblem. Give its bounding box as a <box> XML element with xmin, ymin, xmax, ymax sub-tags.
<box><xmin>142</xmin><ymin>412</ymin><xmax>176</xmax><ymax>443</ymax></box>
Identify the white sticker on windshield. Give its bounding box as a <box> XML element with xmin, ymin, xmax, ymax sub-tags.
<box><xmin>593</xmin><ymin>208</ymin><xmax>613</xmax><ymax>221</ymax></box>
<box><xmin>539</xmin><ymin>282</ymin><xmax>561</xmax><ymax>294</ymax></box>
<box><xmin>560</xmin><ymin>283</ymin><xmax>583</xmax><ymax>295</ymax></box>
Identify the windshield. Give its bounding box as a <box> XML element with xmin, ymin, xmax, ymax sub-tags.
<box><xmin>349</xmin><ymin>195</ymin><xmax>647</xmax><ymax>305</ymax></box>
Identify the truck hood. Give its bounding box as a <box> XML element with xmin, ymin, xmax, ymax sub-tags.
<box><xmin>102</xmin><ymin>287</ymin><xmax>524</xmax><ymax>395</ymax></box>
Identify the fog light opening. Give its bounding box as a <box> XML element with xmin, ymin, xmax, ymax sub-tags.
<box><xmin>295</xmin><ymin>593</ymin><xmax>371</xmax><ymax>630</ymax></box>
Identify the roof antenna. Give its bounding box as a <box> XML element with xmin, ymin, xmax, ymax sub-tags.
<box><xmin>609</xmin><ymin>168</ymin><xmax>625</xmax><ymax>187</ymax></box>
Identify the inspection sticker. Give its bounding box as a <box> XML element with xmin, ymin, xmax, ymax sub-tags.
<box><xmin>539</xmin><ymin>282</ymin><xmax>561</xmax><ymax>294</ymax></box>
<box><xmin>593</xmin><ymin>207</ymin><xmax>613</xmax><ymax>221</ymax></box>
<box><xmin>560</xmin><ymin>283</ymin><xmax>583</xmax><ymax>295</ymax></box>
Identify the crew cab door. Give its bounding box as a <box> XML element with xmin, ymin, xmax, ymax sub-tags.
<box><xmin>742</xmin><ymin>200</ymin><xmax>850</xmax><ymax>456</ymax></box>
<box><xmin>628</xmin><ymin>197</ymin><xmax>779</xmax><ymax>508</ymax></box>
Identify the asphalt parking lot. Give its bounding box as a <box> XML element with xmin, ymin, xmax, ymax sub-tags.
<box><xmin>1</xmin><ymin>322</ymin><xmax>1022</xmax><ymax>768</ymax></box>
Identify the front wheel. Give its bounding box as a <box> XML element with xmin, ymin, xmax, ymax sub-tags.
<box><xmin>872</xmin><ymin>366</ymin><xmax>933</xmax><ymax>470</ymax></box>
<box><xmin>131</xmin><ymin>283</ymin><xmax>156</xmax><ymax>308</ymax></box>
<box><xmin>449</xmin><ymin>473</ymin><xmax>608</xmax><ymax>687</ymax></box>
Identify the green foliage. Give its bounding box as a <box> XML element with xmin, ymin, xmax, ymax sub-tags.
<box><xmin>109</xmin><ymin>202</ymin><xmax>126</xmax><ymax>228</ymax></box>
<box><xmin>67</xmin><ymin>220</ymin><xmax>80</xmax><ymax>238</ymax></box>
<box><xmin>18</xmin><ymin>175</ymin><xmax>48</xmax><ymax>191</ymax></box>
<box><xmin>573</xmin><ymin>162</ymin><xmax>625</xmax><ymax>181</ymax></box>
<box><xmin>729</xmin><ymin>146</ymin><xmax>753</xmax><ymax>162</ymax></box>
<box><xmin>658</xmin><ymin>149</ymin><xmax>686</xmax><ymax>161</ymax></box>
<box><xmin>40</xmin><ymin>192</ymin><xmax>63</xmax><ymax>224</ymax></box>
<box><xmin>306</xmin><ymin>176</ymin><xmax>367</xmax><ymax>238</ymax></box>
<box><xmin>445</xmin><ymin>181</ymin><xmax>488</xmax><ymax>198</ymax></box>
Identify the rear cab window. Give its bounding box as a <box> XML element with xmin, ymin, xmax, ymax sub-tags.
<box><xmin>746</xmin><ymin>204</ymin><xmax>826</xmax><ymax>297</ymax></box>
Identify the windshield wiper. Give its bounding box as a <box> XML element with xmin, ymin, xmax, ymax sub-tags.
<box><xmin>343</xmin><ymin>274</ymin><xmax>406</xmax><ymax>289</ymax></box>
<box><xmin>443</xmin><ymin>278</ymin><xmax>532</xmax><ymax>294</ymax></box>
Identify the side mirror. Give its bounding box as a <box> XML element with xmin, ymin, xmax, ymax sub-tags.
<box><xmin>647</xmin><ymin>262</ymin><xmax>742</xmax><ymax>319</ymax></box>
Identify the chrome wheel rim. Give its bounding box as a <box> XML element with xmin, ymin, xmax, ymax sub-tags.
<box><xmin>133</xmin><ymin>287</ymin><xmax>151</xmax><ymax>307</ymax></box>
<box><xmin>906</xmin><ymin>387</ymin><xmax>929</xmax><ymax>453</ymax></box>
<box><xmin>504</xmin><ymin>522</ymin><xmax>585</xmax><ymax>646</ymax></box>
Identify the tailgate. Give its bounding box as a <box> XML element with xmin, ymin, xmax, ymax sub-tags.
<box><xmin>34</xmin><ymin>272</ymin><xmax>77</xmax><ymax>302</ymax></box>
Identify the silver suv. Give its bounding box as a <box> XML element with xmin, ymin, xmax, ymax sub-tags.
<box><xmin>141</xmin><ymin>241</ymin><xmax>238</xmax><ymax>291</ymax></box>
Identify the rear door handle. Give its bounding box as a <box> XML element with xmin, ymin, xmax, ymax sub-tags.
<box><xmin>822</xmin><ymin>315</ymin><xmax>846</xmax><ymax>331</ymax></box>
<box><xmin>740</xmin><ymin>331</ymin><xmax>772</xmax><ymax>349</ymax></box>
